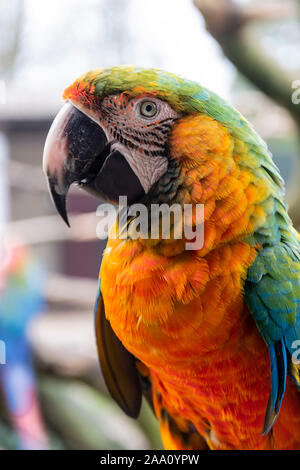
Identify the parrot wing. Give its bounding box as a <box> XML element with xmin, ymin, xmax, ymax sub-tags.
<box><xmin>94</xmin><ymin>284</ymin><xmax>142</xmax><ymax>418</ymax></box>
<box><xmin>245</xmin><ymin>219</ymin><xmax>300</xmax><ymax>434</ymax></box>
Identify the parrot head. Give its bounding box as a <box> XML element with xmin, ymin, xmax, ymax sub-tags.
<box><xmin>43</xmin><ymin>65</ymin><xmax>278</xmax><ymax>227</ymax></box>
<box><xmin>43</xmin><ymin>67</ymin><xmax>187</xmax><ymax>225</ymax></box>
<box><xmin>43</xmin><ymin>66</ymin><xmax>222</xmax><ymax>225</ymax></box>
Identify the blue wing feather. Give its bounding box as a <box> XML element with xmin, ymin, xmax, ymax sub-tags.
<box><xmin>262</xmin><ymin>340</ymin><xmax>287</xmax><ymax>435</ymax></box>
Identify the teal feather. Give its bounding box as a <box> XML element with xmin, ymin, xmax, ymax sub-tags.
<box><xmin>244</xmin><ymin>177</ymin><xmax>300</xmax><ymax>433</ymax></box>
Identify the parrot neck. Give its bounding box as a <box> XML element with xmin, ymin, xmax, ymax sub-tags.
<box><xmin>113</xmin><ymin>113</ymin><xmax>273</xmax><ymax>257</ymax></box>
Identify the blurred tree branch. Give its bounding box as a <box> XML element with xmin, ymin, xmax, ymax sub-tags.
<box><xmin>0</xmin><ymin>0</ymin><xmax>23</xmax><ymax>79</ymax></box>
<box><xmin>193</xmin><ymin>0</ymin><xmax>299</xmax><ymax>122</ymax></box>
<box><xmin>194</xmin><ymin>0</ymin><xmax>300</xmax><ymax>225</ymax></box>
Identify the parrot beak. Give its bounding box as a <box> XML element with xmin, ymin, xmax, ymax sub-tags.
<box><xmin>43</xmin><ymin>102</ymin><xmax>145</xmax><ymax>226</ymax></box>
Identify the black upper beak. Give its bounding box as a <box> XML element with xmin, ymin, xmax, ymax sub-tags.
<box><xmin>43</xmin><ymin>102</ymin><xmax>144</xmax><ymax>226</ymax></box>
<box><xmin>43</xmin><ymin>102</ymin><xmax>109</xmax><ymax>226</ymax></box>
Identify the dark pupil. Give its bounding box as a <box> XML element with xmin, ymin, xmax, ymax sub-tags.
<box><xmin>146</xmin><ymin>104</ymin><xmax>153</xmax><ymax>113</ymax></box>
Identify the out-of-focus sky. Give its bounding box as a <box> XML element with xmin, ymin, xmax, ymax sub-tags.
<box><xmin>3</xmin><ymin>0</ymin><xmax>234</xmax><ymax>116</ymax></box>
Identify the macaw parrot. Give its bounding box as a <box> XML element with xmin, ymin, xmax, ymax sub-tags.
<box><xmin>43</xmin><ymin>66</ymin><xmax>300</xmax><ymax>450</ymax></box>
<box><xmin>0</xmin><ymin>243</ymin><xmax>48</xmax><ymax>449</ymax></box>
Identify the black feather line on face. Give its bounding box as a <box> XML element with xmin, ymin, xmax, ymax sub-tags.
<box><xmin>142</xmin><ymin>157</ymin><xmax>182</xmax><ymax>205</ymax></box>
<box><xmin>99</xmin><ymin>95</ymin><xmax>177</xmax><ymax>160</ymax></box>
<box><xmin>107</xmin><ymin>120</ymin><xmax>175</xmax><ymax>159</ymax></box>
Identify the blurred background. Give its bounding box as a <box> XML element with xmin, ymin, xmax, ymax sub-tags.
<box><xmin>0</xmin><ymin>0</ymin><xmax>300</xmax><ymax>450</ymax></box>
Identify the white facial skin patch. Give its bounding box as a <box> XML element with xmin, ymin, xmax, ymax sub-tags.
<box><xmin>110</xmin><ymin>140</ymin><xmax>168</xmax><ymax>193</ymax></box>
<box><xmin>98</xmin><ymin>95</ymin><xmax>180</xmax><ymax>193</ymax></box>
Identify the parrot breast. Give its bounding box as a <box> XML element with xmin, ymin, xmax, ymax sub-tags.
<box><xmin>99</xmin><ymin>111</ymin><xmax>300</xmax><ymax>449</ymax></box>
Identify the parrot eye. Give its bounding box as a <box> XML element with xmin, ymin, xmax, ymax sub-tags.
<box><xmin>139</xmin><ymin>100</ymin><xmax>158</xmax><ymax>118</ymax></box>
